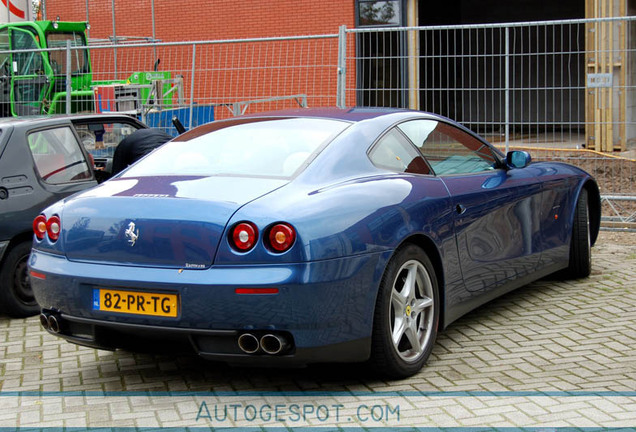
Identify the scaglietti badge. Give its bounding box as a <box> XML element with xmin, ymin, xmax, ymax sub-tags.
<box><xmin>125</xmin><ymin>221</ymin><xmax>139</xmax><ymax>246</ymax></box>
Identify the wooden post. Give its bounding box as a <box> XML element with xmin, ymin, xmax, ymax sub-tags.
<box><xmin>585</xmin><ymin>0</ymin><xmax>627</xmax><ymax>152</ymax></box>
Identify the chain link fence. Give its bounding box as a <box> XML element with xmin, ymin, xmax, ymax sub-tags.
<box><xmin>342</xmin><ymin>17</ymin><xmax>636</xmax><ymax>205</ymax></box>
<box><xmin>1</xmin><ymin>18</ymin><xmax>634</xmax><ymax>203</ymax></box>
<box><xmin>88</xmin><ymin>34</ymin><xmax>341</xmax><ymax>125</ymax></box>
<box><xmin>0</xmin><ymin>32</ymin><xmax>341</xmax><ymax>129</ymax></box>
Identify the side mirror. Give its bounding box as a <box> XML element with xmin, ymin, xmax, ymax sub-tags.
<box><xmin>506</xmin><ymin>150</ymin><xmax>531</xmax><ymax>169</ymax></box>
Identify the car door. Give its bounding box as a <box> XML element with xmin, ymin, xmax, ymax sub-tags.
<box><xmin>0</xmin><ymin>121</ymin><xmax>97</xmax><ymax>245</ymax></box>
<box><xmin>8</xmin><ymin>28</ymin><xmax>52</xmax><ymax>116</ymax></box>
<box><xmin>397</xmin><ymin>119</ymin><xmax>544</xmax><ymax>293</ymax></box>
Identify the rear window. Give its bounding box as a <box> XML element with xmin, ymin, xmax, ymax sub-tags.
<box><xmin>123</xmin><ymin>118</ymin><xmax>349</xmax><ymax>178</ymax></box>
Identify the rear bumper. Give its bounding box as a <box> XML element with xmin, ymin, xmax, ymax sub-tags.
<box><xmin>30</xmin><ymin>249</ymin><xmax>391</xmax><ymax>365</ymax></box>
<box><xmin>39</xmin><ymin>309</ymin><xmax>370</xmax><ymax>365</ymax></box>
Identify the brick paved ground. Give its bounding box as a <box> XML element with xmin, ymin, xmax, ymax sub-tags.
<box><xmin>1</xmin><ymin>231</ymin><xmax>635</xmax><ymax>428</ymax></box>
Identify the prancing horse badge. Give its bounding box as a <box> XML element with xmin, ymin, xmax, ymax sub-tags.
<box><xmin>125</xmin><ymin>221</ymin><xmax>139</xmax><ymax>246</ymax></box>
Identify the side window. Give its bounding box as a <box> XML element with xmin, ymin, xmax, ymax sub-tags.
<box><xmin>0</xmin><ymin>29</ymin><xmax>9</xmax><ymax>72</ymax></box>
<box><xmin>11</xmin><ymin>29</ymin><xmax>43</xmax><ymax>76</ymax></box>
<box><xmin>28</xmin><ymin>127</ymin><xmax>92</xmax><ymax>184</ymax></box>
<box><xmin>74</xmin><ymin>122</ymin><xmax>141</xmax><ymax>159</ymax></box>
<box><xmin>398</xmin><ymin>120</ymin><xmax>499</xmax><ymax>175</ymax></box>
<box><xmin>368</xmin><ymin>128</ymin><xmax>431</xmax><ymax>175</ymax></box>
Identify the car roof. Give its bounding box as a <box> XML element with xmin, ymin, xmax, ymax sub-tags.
<box><xmin>240</xmin><ymin>107</ymin><xmax>441</xmax><ymax>122</ymax></box>
<box><xmin>174</xmin><ymin>107</ymin><xmax>449</xmax><ymax>142</ymax></box>
<box><xmin>0</xmin><ymin>113</ymin><xmax>146</xmax><ymax>128</ymax></box>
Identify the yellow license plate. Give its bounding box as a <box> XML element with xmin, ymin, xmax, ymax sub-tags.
<box><xmin>93</xmin><ymin>288</ymin><xmax>179</xmax><ymax>317</ymax></box>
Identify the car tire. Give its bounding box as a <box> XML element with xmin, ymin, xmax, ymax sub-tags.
<box><xmin>370</xmin><ymin>244</ymin><xmax>439</xmax><ymax>379</ymax></box>
<box><xmin>566</xmin><ymin>188</ymin><xmax>592</xmax><ymax>279</ymax></box>
<box><xmin>0</xmin><ymin>241</ymin><xmax>39</xmax><ymax>318</ymax></box>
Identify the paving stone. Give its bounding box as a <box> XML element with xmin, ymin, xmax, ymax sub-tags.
<box><xmin>0</xmin><ymin>232</ymin><xmax>635</xmax><ymax>428</ymax></box>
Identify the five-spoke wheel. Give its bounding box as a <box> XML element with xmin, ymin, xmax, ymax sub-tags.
<box><xmin>371</xmin><ymin>244</ymin><xmax>439</xmax><ymax>378</ymax></box>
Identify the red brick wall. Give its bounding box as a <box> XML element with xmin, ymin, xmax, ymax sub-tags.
<box><xmin>46</xmin><ymin>0</ymin><xmax>355</xmax><ymax>41</ymax></box>
<box><xmin>44</xmin><ymin>0</ymin><xmax>356</xmax><ymax>115</ymax></box>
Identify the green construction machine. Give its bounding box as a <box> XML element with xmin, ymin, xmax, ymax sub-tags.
<box><xmin>0</xmin><ymin>20</ymin><xmax>181</xmax><ymax>118</ymax></box>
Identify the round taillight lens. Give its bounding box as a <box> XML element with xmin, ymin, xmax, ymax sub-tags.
<box><xmin>33</xmin><ymin>215</ymin><xmax>48</xmax><ymax>240</ymax></box>
<box><xmin>231</xmin><ymin>222</ymin><xmax>258</xmax><ymax>251</ymax></box>
<box><xmin>268</xmin><ymin>223</ymin><xmax>296</xmax><ymax>252</ymax></box>
<box><xmin>46</xmin><ymin>215</ymin><xmax>61</xmax><ymax>242</ymax></box>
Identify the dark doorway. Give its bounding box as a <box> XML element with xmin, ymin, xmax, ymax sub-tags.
<box><xmin>356</xmin><ymin>30</ymin><xmax>407</xmax><ymax>107</ymax></box>
<box><xmin>355</xmin><ymin>0</ymin><xmax>408</xmax><ymax>107</ymax></box>
<box><xmin>355</xmin><ymin>0</ymin><xmax>587</xmax><ymax>136</ymax></box>
<box><xmin>418</xmin><ymin>0</ymin><xmax>584</xmax><ymax>26</ymax></box>
<box><xmin>417</xmin><ymin>0</ymin><xmax>586</xmax><ymax>134</ymax></box>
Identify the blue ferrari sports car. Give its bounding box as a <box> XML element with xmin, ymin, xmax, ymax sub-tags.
<box><xmin>29</xmin><ymin>108</ymin><xmax>600</xmax><ymax>378</ymax></box>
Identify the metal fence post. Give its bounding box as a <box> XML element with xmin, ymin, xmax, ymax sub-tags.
<box><xmin>66</xmin><ymin>40</ymin><xmax>72</xmax><ymax>115</ymax></box>
<box><xmin>504</xmin><ymin>26</ymin><xmax>510</xmax><ymax>154</ymax></box>
<box><xmin>189</xmin><ymin>43</ymin><xmax>197</xmax><ymax>129</ymax></box>
<box><xmin>336</xmin><ymin>25</ymin><xmax>347</xmax><ymax>108</ymax></box>
<box><xmin>111</xmin><ymin>0</ymin><xmax>118</xmax><ymax>79</ymax></box>
<box><xmin>407</xmin><ymin>0</ymin><xmax>420</xmax><ymax>110</ymax></box>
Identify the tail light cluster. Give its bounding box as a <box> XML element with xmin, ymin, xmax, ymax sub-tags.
<box><xmin>33</xmin><ymin>214</ymin><xmax>61</xmax><ymax>242</ymax></box>
<box><xmin>232</xmin><ymin>222</ymin><xmax>258</xmax><ymax>251</ymax></box>
<box><xmin>230</xmin><ymin>222</ymin><xmax>296</xmax><ymax>253</ymax></box>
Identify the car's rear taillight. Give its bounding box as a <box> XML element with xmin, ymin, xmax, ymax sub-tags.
<box><xmin>267</xmin><ymin>223</ymin><xmax>296</xmax><ymax>253</ymax></box>
<box><xmin>33</xmin><ymin>215</ymin><xmax>47</xmax><ymax>240</ymax></box>
<box><xmin>33</xmin><ymin>214</ymin><xmax>61</xmax><ymax>242</ymax></box>
<box><xmin>231</xmin><ymin>222</ymin><xmax>258</xmax><ymax>251</ymax></box>
<box><xmin>46</xmin><ymin>216</ymin><xmax>61</xmax><ymax>241</ymax></box>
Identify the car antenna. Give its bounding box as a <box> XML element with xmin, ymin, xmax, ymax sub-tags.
<box><xmin>172</xmin><ymin>116</ymin><xmax>186</xmax><ymax>134</ymax></box>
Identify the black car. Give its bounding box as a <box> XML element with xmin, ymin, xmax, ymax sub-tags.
<box><xmin>0</xmin><ymin>114</ymin><xmax>146</xmax><ymax>317</ymax></box>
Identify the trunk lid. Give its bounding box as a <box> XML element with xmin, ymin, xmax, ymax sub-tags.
<box><xmin>62</xmin><ymin>175</ymin><xmax>286</xmax><ymax>268</ymax></box>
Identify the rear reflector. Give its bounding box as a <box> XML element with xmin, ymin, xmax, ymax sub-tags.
<box><xmin>235</xmin><ymin>288</ymin><xmax>279</xmax><ymax>295</ymax></box>
<box><xmin>29</xmin><ymin>271</ymin><xmax>46</xmax><ymax>280</ymax></box>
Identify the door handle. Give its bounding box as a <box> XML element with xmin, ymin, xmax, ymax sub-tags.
<box><xmin>455</xmin><ymin>204</ymin><xmax>466</xmax><ymax>215</ymax></box>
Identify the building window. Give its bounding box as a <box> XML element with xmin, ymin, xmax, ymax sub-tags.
<box><xmin>357</xmin><ymin>0</ymin><xmax>403</xmax><ymax>27</ymax></box>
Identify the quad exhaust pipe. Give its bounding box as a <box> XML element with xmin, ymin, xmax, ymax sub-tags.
<box><xmin>237</xmin><ymin>333</ymin><xmax>260</xmax><ymax>354</ymax></box>
<box><xmin>39</xmin><ymin>311</ymin><xmax>61</xmax><ymax>333</ymax></box>
<box><xmin>260</xmin><ymin>334</ymin><xmax>288</xmax><ymax>355</ymax></box>
<box><xmin>237</xmin><ymin>332</ymin><xmax>290</xmax><ymax>355</ymax></box>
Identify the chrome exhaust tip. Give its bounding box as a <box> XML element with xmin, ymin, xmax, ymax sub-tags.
<box><xmin>39</xmin><ymin>313</ymin><xmax>50</xmax><ymax>330</ymax></box>
<box><xmin>260</xmin><ymin>333</ymin><xmax>287</xmax><ymax>355</ymax></box>
<box><xmin>47</xmin><ymin>315</ymin><xmax>60</xmax><ymax>333</ymax></box>
<box><xmin>237</xmin><ymin>333</ymin><xmax>259</xmax><ymax>354</ymax></box>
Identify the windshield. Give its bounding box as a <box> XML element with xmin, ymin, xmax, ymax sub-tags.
<box><xmin>46</xmin><ymin>32</ymin><xmax>89</xmax><ymax>74</ymax></box>
<box><xmin>123</xmin><ymin>118</ymin><xmax>350</xmax><ymax>178</ymax></box>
